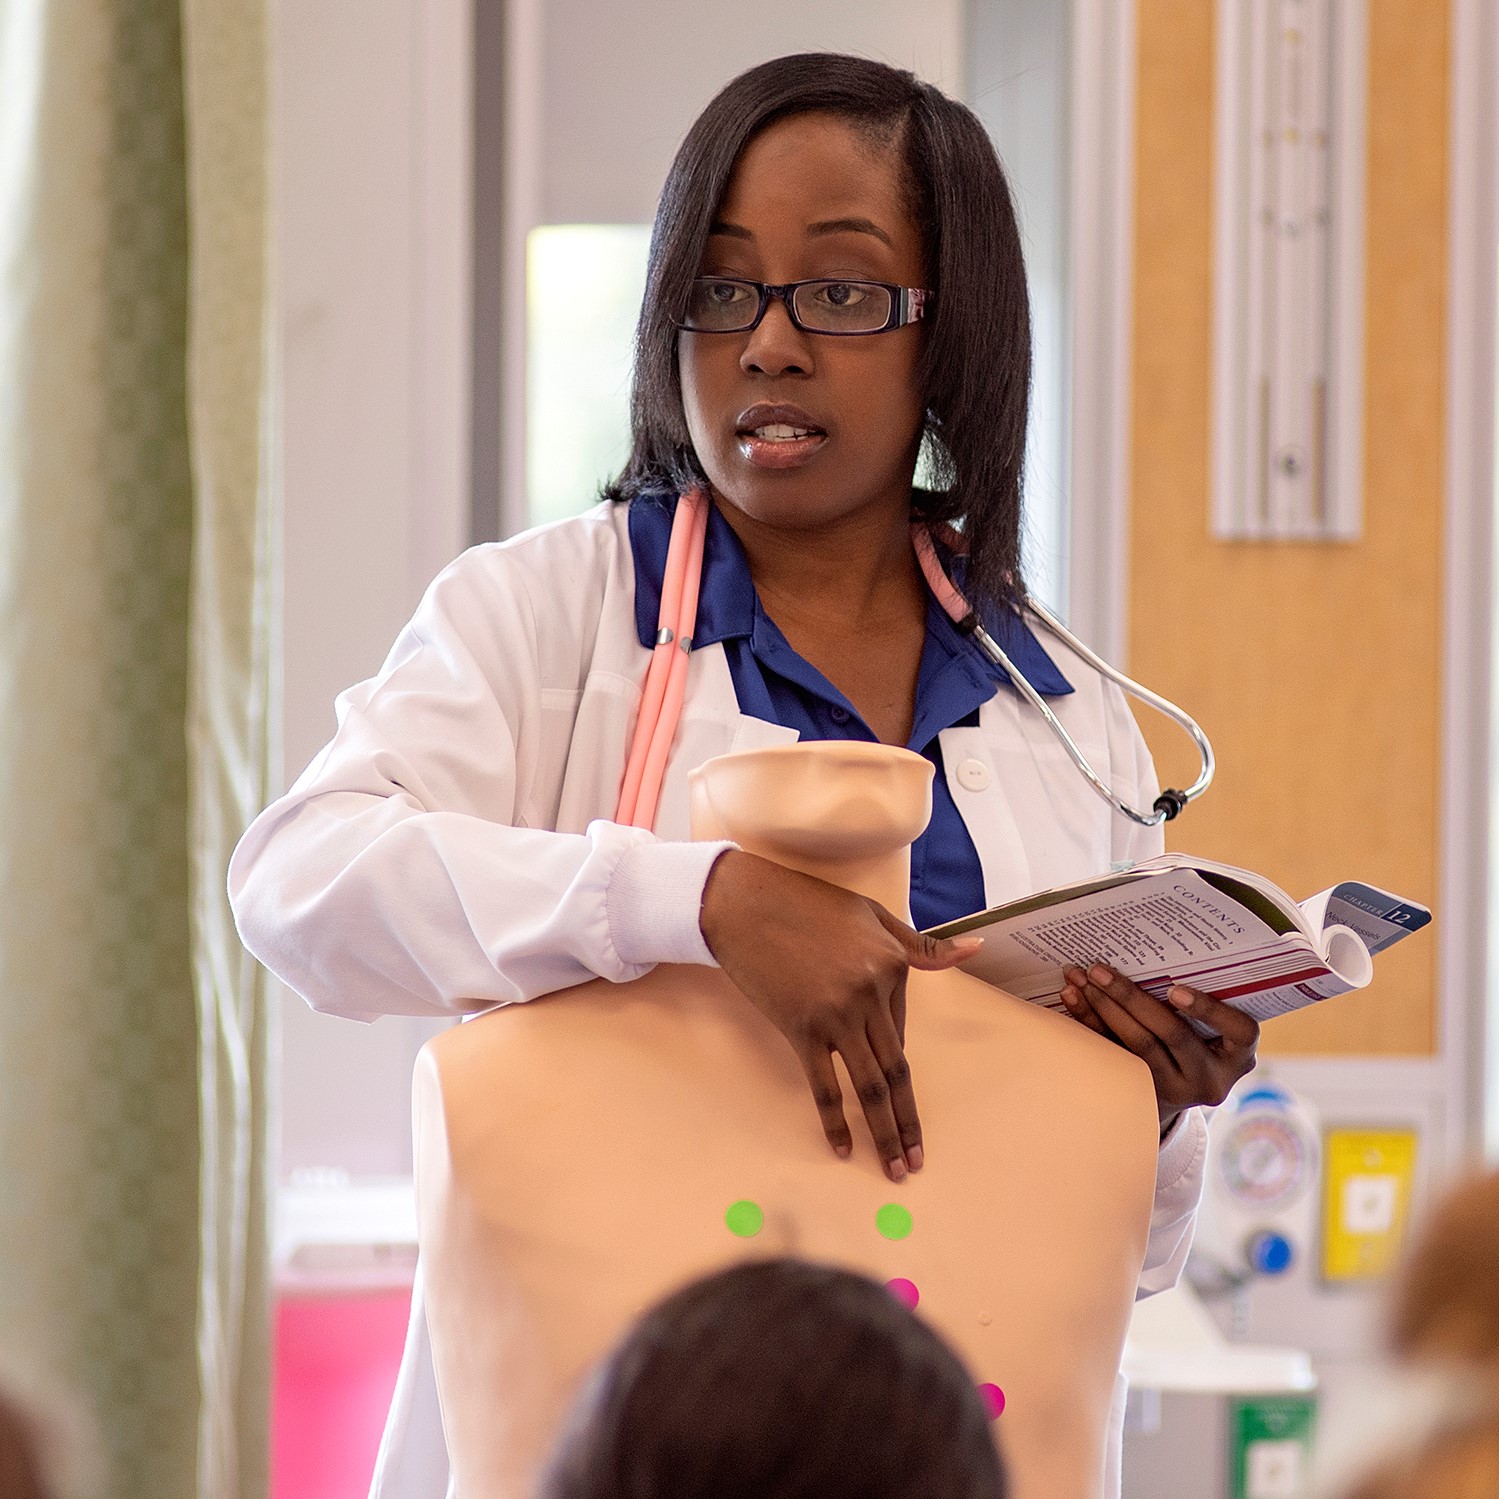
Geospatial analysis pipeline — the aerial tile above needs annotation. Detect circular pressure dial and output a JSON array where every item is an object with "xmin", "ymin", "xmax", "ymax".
[{"xmin": 1218, "ymin": 1112, "xmax": 1312, "ymax": 1208}]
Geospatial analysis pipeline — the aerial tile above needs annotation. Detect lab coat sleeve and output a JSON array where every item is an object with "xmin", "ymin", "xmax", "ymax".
[
  {"xmin": 1100, "ymin": 677, "xmax": 1209, "ymax": 1296},
  {"xmin": 1138, "ymin": 1106, "xmax": 1208, "ymax": 1298},
  {"xmin": 228, "ymin": 545, "xmax": 732, "ymax": 1022}
]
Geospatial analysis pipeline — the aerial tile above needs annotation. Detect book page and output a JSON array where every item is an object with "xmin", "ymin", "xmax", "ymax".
[
  {"xmin": 959, "ymin": 871, "xmax": 1305, "ymax": 1004},
  {"xmin": 941, "ymin": 858, "xmax": 1429, "ymax": 1031}
]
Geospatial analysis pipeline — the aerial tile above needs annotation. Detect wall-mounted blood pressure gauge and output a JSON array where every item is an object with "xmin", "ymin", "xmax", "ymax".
[{"xmin": 1199, "ymin": 1082, "xmax": 1321, "ymax": 1284}]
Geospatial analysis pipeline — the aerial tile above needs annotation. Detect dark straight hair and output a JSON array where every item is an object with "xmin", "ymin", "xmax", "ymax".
[
  {"xmin": 540, "ymin": 1257, "xmax": 1008, "ymax": 1499},
  {"xmin": 604, "ymin": 52, "xmax": 1033, "ymax": 611}
]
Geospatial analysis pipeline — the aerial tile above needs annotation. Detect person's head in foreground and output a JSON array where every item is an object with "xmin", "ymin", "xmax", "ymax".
[
  {"xmin": 0, "ymin": 1385, "xmax": 60, "ymax": 1499},
  {"xmin": 1339, "ymin": 1428, "xmax": 1499, "ymax": 1499},
  {"xmin": 540, "ymin": 1258, "xmax": 1008, "ymax": 1499},
  {"xmin": 1388, "ymin": 1164, "xmax": 1499, "ymax": 1375},
  {"xmin": 1340, "ymin": 1166, "xmax": 1499, "ymax": 1499}
]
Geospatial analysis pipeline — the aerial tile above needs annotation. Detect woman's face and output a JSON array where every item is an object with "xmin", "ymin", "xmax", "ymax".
[{"xmin": 678, "ymin": 112, "xmax": 928, "ymax": 535}]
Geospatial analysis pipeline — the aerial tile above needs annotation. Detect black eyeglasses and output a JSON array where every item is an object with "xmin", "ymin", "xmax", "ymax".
[{"xmin": 679, "ymin": 277, "xmax": 933, "ymax": 336}]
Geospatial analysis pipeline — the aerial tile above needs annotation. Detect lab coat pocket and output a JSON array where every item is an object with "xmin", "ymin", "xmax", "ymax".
[
  {"xmin": 547, "ymin": 678, "xmax": 633, "ymax": 834},
  {"xmin": 968, "ymin": 695, "xmax": 1116, "ymax": 899}
]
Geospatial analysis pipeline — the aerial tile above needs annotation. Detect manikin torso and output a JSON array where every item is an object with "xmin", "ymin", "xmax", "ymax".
[{"xmin": 414, "ymin": 742, "xmax": 1161, "ymax": 1499}]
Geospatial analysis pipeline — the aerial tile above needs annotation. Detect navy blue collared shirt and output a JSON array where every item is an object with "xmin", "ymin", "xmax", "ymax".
[{"xmin": 628, "ymin": 495, "xmax": 1073, "ymax": 929}]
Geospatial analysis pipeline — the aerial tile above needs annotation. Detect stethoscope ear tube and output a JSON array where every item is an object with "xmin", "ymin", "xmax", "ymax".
[
  {"xmin": 911, "ymin": 525, "xmax": 1214, "ymax": 828},
  {"xmin": 1007, "ymin": 594, "xmax": 1215, "ymax": 827}
]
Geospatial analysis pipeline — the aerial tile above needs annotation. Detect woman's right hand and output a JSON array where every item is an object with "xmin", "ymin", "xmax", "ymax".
[{"xmin": 698, "ymin": 850, "xmax": 983, "ymax": 1182}]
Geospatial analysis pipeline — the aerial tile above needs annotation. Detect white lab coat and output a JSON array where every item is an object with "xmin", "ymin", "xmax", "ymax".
[{"xmin": 230, "ymin": 500, "xmax": 1207, "ymax": 1499}]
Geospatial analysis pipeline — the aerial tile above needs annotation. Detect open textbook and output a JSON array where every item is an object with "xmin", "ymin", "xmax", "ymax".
[{"xmin": 925, "ymin": 854, "xmax": 1431, "ymax": 1030}]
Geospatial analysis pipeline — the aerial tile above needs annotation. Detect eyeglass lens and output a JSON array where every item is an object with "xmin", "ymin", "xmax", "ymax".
[{"xmin": 684, "ymin": 278, "xmax": 894, "ymax": 333}]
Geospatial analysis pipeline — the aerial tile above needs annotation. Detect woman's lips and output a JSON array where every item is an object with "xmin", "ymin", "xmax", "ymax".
[
  {"xmin": 733, "ymin": 408, "xmax": 829, "ymax": 470},
  {"xmin": 736, "ymin": 429, "xmax": 828, "ymax": 469}
]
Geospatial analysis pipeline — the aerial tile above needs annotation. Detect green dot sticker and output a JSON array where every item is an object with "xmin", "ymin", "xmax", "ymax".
[
  {"xmin": 724, "ymin": 1200, "xmax": 764, "ymax": 1237},
  {"xmin": 876, "ymin": 1203, "xmax": 914, "ymax": 1241}
]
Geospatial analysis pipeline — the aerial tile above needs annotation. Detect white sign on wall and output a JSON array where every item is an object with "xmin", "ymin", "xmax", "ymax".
[{"xmin": 1211, "ymin": 0, "xmax": 1367, "ymax": 540}]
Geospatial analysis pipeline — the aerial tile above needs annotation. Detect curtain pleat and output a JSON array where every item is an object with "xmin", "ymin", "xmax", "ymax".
[
  {"xmin": 0, "ymin": 1, "xmax": 201, "ymax": 1494},
  {"xmin": 179, "ymin": 1, "xmax": 276, "ymax": 1496}
]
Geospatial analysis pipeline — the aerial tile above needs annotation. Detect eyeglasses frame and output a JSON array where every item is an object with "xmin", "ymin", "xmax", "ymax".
[{"xmin": 677, "ymin": 277, "xmax": 933, "ymax": 337}]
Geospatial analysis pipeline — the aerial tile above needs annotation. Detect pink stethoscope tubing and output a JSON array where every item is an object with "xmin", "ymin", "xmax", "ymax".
[
  {"xmin": 614, "ymin": 487, "xmax": 709, "ymax": 830},
  {"xmin": 613, "ymin": 497, "xmax": 1212, "ymax": 830}
]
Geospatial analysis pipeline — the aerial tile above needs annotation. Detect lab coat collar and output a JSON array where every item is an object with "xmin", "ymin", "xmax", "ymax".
[{"xmin": 626, "ymin": 493, "xmax": 1072, "ymax": 698}]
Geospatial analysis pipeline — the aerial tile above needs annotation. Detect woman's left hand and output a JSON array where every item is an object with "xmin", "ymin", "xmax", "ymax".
[{"xmin": 1060, "ymin": 964, "xmax": 1260, "ymax": 1135}]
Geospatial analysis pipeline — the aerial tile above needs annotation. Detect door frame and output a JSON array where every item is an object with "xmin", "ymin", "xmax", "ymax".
[{"xmin": 1442, "ymin": 0, "xmax": 1498, "ymax": 1154}]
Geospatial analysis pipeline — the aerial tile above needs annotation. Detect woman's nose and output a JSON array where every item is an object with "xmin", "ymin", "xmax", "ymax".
[{"xmin": 739, "ymin": 297, "xmax": 813, "ymax": 378}]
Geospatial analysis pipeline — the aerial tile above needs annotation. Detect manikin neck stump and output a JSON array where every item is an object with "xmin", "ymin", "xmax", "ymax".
[{"xmin": 687, "ymin": 741, "xmax": 933, "ymax": 919}]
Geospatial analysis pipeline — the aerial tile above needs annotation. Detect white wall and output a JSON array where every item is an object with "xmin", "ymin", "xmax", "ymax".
[
  {"xmin": 537, "ymin": 2, "xmax": 966, "ymax": 224},
  {"xmin": 963, "ymin": 0, "xmax": 1071, "ymax": 610},
  {"xmin": 271, "ymin": 0, "xmax": 473, "ymax": 1179}
]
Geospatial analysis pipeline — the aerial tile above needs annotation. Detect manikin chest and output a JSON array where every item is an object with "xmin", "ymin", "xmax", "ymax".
[{"xmin": 415, "ymin": 742, "xmax": 1159, "ymax": 1499}]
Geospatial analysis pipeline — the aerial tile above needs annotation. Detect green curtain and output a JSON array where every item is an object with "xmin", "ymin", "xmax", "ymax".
[
  {"xmin": 180, "ymin": 0, "xmax": 276, "ymax": 1494},
  {"xmin": 180, "ymin": 2, "xmax": 275, "ymax": 1497},
  {"xmin": 0, "ymin": 1, "xmax": 274, "ymax": 1495}
]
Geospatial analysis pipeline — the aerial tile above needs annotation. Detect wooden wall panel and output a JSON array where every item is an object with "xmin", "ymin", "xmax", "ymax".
[{"xmin": 1127, "ymin": 1, "xmax": 1450, "ymax": 1054}]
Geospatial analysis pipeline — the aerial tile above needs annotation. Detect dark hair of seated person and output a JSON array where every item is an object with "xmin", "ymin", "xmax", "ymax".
[
  {"xmin": 0, "ymin": 1387, "xmax": 58, "ymax": 1499},
  {"xmin": 540, "ymin": 1257, "xmax": 1008, "ymax": 1499}
]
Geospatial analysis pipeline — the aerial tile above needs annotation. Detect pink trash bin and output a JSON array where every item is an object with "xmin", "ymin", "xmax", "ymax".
[{"xmin": 273, "ymin": 1291, "xmax": 411, "ymax": 1499}]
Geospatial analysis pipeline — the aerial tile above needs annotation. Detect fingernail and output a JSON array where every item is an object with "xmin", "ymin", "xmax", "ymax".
[
  {"xmin": 1088, "ymin": 964, "xmax": 1113, "ymax": 986},
  {"xmin": 834, "ymin": 1142, "xmax": 852, "ymax": 1159},
  {"xmin": 1065, "ymin": 966, "xmax": 1085, "ymax": 985},
  {"xmin": 888, "ymin": 1158, "xmax": 907, "ymax": 1182},
  {"xmin": 1060, "ymin": 987, "xmax": 1078, "ymax": 1008},
  {"xmin": 1167, "ymin": 987, "xmax": 1192, "ymax": 1008},
  {"xmin": 906, "ymin": 1144, "xmax": 924, "ymax": 1172}
]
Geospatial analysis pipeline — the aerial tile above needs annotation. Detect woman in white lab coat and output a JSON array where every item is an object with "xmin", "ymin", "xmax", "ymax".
[{"xmin": 231, "ymin": 53, "xmax": 1259, "ymax": 1499}]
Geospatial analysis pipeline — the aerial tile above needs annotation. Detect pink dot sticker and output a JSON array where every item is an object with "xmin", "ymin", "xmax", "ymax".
[
  {"xmin": 885, "ymin": 1277, "xmax": 920, "ymax": 1309},
  {"xmin": 978, "ymin": 1383, "xmax": 1006, "ymax": 1419}
]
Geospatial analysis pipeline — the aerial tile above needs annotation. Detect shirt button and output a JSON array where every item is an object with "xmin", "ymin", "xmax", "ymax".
[
  {"xmin": 829, "ymin": 704, "xmax": 851, "ymax": 724},
  {"xmin": 956, "ymin": 757, "xmax": 992, "ymax": 792}
]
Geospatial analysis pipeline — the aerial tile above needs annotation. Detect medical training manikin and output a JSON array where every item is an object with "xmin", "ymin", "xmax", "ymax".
[{"xmin": 413, "ymin": 741, "xmax": 1160, "ymax": 1499}]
